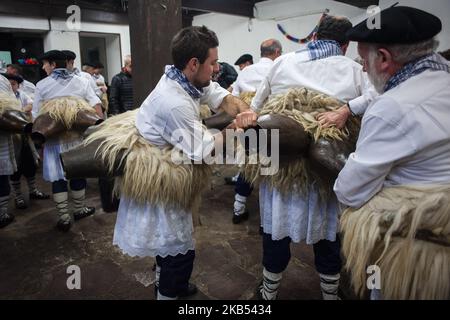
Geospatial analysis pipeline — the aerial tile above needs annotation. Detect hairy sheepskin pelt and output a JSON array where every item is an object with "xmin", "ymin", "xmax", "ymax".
[
  {"xmin": 84, "ymin": 109, "xmax": 212, "ymax": 214},
  {"xmin": 243, "ymin": 87, "xmax": 360, "ymax": 200},
  {"xmin": 0, "ymin": 92, "xmax": 21, "ymax": 114},
  {"xmin": 39, "ymin": 96, "xmax": 96, "ymax": 129},
  {"xmin": 199, "ymin": 104, "xmax": 212, "ymax": 119},
  {"xmin": 239, "ymin": 91, "xmax": 256, "ymax": 106},
  {"xmin": 340, "ymin": 184, "xmax": 450, "ymax": 300}
]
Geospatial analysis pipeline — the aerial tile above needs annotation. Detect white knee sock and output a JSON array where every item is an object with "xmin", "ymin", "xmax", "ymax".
[
  {"xmin": 319, "ymin": 273, "xmax": 340, "ymax": 300},
  {"xmin": 260, "ymin": 267, "xmax": 282, "ymax": 300},
  {"xmin": 0, "ymin": 195, "xmax": 9, "ymax": 217},
  {"xmin": 233, "ymin": 194, "xmax": 247, "ymax": 215},
  {"xmin": 155, "ymin": 264, "xmax": 161, "ymax": 289},
  {"xmin": 53, "ymin": 192, "xmax": 70, "ymax": 222},
  {"xmin": 26, "ymin": 176, "xmax": 38, "ymax": 194},
  {"xmin": 11, "ymin": 179, "xmax": 23, "ymax": 200},
  {"xmin": 157, "ymin": 290, "xmax": 177, "ymax": 300},
  {"xmin": 71, "ymin": 189, "xmax": 85, "ymax": 212}
]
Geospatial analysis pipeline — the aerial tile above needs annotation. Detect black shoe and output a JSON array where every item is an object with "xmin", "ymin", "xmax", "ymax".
[
  {"xmin": 154, "ymin": 283, "xmax": 198, "ymax": 298},
  {"xmin": 15, "ymin": 198, "xmax": 28, "ymax": 209},
  {"xmin": 29, "ymin": 190, "xmax": 50, "ymax": 200},
  {"xmin": 255, "ymin": 282, "xmax": 264, "ymax": 300},
  {"xmin": 253, "ymin": 281, "xmax": 277, "ymax": 300},
  {"xmin": 56, "ymin": 218, "xmax": 72, "ymax": 232},
  {"xmin": 0, "ymin": 213, "xmax": 15, "ymax": 228},
  {"xmin": 73, "ymin": 207, "xmax": 95, "ymax": 221},
  {"xmin": 179, "ymin": 283, "xmax": 198, "ymax": 297},
  {"xmin": 224, "ymin": 176, "xmax": 238, "ymax": 185},
  {"xmin": 232, "ymin": 210, "xmax": 249, "ymax": 224}
]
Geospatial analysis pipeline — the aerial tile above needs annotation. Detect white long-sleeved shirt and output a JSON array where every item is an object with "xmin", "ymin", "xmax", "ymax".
[
  {"xmin": 251, "ymin": 50, "xmax": 376, "ymax": 114},
  {"xmin": 15, "ymin": 90, "xmax": 33, "ymax": 108},
  {"xmin": 232, "ymin": 57, "xmax": 274, "ymax": 97},
  {"xmin": 136, "ymin": 75, "xmax": 230, "ymax": 162},
  {"xmin": 32, "ymin": 74, "xmax": 101, "ymax": 119},
  {"xmin": 80, "ymin": 71, "xmax": 102, "ymax": 98},
  {"xmin": 20, "ymin": 79, "xmax": 36, "ymax": 99},
  {"xmin": 334, "ymin": 70, "xmax": 450, "ymax": 208},
  {"xmin": 0, "ymin": 74, "xmax": 13, "ymax": 94},
  {"xmin": 93, "ymin": 73, "xmax": 105, "ymax": 85}
]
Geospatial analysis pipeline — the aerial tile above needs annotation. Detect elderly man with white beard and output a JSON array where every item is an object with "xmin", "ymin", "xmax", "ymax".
[{"xmin": 332, "ymin": 6, "xmax": 450, "ymax": 300}]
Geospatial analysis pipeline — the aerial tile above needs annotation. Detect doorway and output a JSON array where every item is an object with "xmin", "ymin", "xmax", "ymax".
[
  {"xmin": 0, "ymin": 31, "xmax": 46, "ymax": 84},
  {"xmin": 79, "ymin": 32, "xmax": 122, "ymax": 85}
]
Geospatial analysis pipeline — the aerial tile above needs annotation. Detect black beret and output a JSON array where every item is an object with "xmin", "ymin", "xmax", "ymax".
[
  {"xmin": 2, "ymin": 73, "xmax": 24, "ymax": 84},
  {"xmin": 94, "ymin": 62, "xmax": 104, "ymax": 69},
  {"xmin": 61, "ymin": 50, "xmax": 76, "ymax": 60},
  {"xmin": 347, "ymin": 6, "xmax": 442, "ymax": 44},
  {"xmin": 39, "ymin": 50, "xmax": 67, "ymax": 61},
  {"xmin": 83, "ymin": 61, "xmax": 96, "ymax": 67},
  {"xmin": 234, "ymin": 54, "xmax": 253, "ymax": 65}
]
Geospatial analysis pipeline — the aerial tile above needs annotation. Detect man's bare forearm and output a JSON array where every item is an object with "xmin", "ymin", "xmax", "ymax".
[{"xmin": 219, "ymin": 94, "xmax": 250, "ymax": 117}]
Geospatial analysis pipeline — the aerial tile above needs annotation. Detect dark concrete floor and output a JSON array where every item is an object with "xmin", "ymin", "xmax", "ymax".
[{"xmin": 0, "ymin": 166, "xmax": 330, "ymax": 300}]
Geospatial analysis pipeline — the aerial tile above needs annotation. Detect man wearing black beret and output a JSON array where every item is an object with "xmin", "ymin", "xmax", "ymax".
[
  {"xmin": 333, "ymin": 6, "xmax": 450, "ymax": 300},
  {"xmin": 0, "ymin": 74, "xmax": 17, "ymax": 228},
  {"xmin": 33, "ymin": 50, "xmax": 102, "ymax": 231},
  {"xmin": 2, "ymin": 73, "xmax": 50, "ymax": 210},
  {"xmin": 61, "ymin": 50, "xmax": 102, "ymax": 99},
  {"xmin": 6, "ymin": 64, "xmax": 36, "ymax": 99},
  {"xmin": 239, "ymin": 14, "xmax": 377, "ymax": 301},
  {"xmin": 234, "ymin": 53, "xmax": 253, "ymax": 71}
]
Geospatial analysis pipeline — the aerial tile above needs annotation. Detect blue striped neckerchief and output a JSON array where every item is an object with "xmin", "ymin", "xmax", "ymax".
[
  {"xmin": 70, "ymin": 68, "xmax": 81, "ymax": 76},
  {"xmin": 164, "ymin": 65, "xmax": 202, "ymax": 99},
  {"xmin": 384, "ymin": 52, "xmax": 450, "ymax": 92},
  {"xmin": 305, "ymin": 40, "xmax": 343, "ymax": 61},
  {"xmin": 50, "ymin": 68, "xmax": 74, "ymax": 81}
]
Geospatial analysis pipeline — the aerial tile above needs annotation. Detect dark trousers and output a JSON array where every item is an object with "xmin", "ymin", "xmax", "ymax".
[
  {"xmin": 156, "ymin": 250, "xmax": 195, "ymax": 298},
  {"xmin": 52, "ymin": 179, "xmax": 86, "ymax": 194},
  {"xmin": 235, "ymin": 173, "xmax": 253, "ymax": 197},
  {"xmin": 10, "ymin": 141, "xmax": 36, "ymax": 181},
  {"xmin": 98, "ymin": 177, "xmax": 119, "ymax": 212},
  {"xmin": 262, "ymin": 233, "xmax": 342, "ymax": 275},
  {"xmin": 0, "ymin": 175, "xmax": 10, "ymax": 197}
]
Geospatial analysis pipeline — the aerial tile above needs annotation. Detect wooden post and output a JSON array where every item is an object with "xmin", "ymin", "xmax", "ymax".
[{"xmin": 128, "ymin": 0, "xmax": 182, "ymax": 107}]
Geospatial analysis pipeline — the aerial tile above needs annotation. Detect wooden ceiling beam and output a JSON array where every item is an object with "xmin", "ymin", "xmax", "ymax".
[
  {"xmin": 181, "ymin": 0, "xmax": 255, "ymax": 18},
  {"xmin": 333, "ymin": 0, "xmax": 379, "ymax": 9}
]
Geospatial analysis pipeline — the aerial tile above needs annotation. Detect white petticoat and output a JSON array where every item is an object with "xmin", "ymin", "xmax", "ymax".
[
  {"xmin": 0, "ymin": 134, "xmax": 16, "ymax": 175},
  {"xmin": 43, "ymin": 137, "xmax": 82, "ymax": 182},
  {"xmin": 113, "ymin": 196, "xmax": 195, "ymax": 258},
  {"xmin": 259, "ymin": 181, "xmax": 341, "ymax": 244}
]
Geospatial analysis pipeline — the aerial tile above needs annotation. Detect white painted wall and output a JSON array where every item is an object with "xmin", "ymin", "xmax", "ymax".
[
  {"xmin": 49, "ymin": 19, "xmax": 130, "ymax": 76},
  {"xmin": 43, "ymin": 30, "xmax": 81, "ymax": 67},
  {"xmin": 105, "ymin": 34, "xmax": 122, "ymax": 83},
  {"xmin": 73, "ymin": 20, "xmax": 130, "ymax": 68},
  {"xmin": 0, "ymin": 15, "xmax": 130, "ymax": 82},
  {"xmin": 378, "ymin": 0, "xmax": 450, "ymax": 52},
  {"xmin": 0, "ymin": 14, "xmax": 49, "ymax": 31},
  {"xmin": 193, "ymin": 0, "xmax": 450, "ymax": 69}
]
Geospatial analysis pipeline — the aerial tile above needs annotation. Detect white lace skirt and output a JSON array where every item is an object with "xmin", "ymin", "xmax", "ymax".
[
  {"xmin": 259, "ymin": 181, "xmax": 341, "ymax": 244},
  {"xmin": 43, "ymin": 138, "xmax": 82, "ymax": 182},
  {"xmin": 113, "ymin": 196, "xmax": 195, "ymax": 258},
  {"xmin": 0, "ymin": 134, "xmax": 16, "ymax": 175}
]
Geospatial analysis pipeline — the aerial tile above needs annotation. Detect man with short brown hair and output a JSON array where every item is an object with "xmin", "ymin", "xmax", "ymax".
[{"xmin": 113, "ymin": 26, "xmax": 256, "ymax": 300}]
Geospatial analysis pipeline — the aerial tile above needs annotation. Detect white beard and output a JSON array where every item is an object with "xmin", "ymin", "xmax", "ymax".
[
  {"xmin": 367, "ymin": 70, "xmax": 389, "ymax": 94},
  {"xmin": 366, "ymin": 52, "xmax": 390, "ymax": 94}
]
